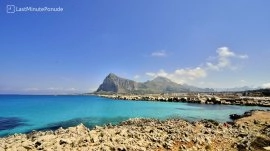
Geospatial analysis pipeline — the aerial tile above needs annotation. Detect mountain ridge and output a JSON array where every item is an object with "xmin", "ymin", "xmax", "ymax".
[{"xmin": 95, "ymin": 73, "xmax": 214, "ymax": 94}]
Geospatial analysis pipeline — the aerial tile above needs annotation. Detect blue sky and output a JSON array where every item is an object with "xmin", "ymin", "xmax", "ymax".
[{"xmin": 1, "ymin": 0, "xmax": 270, "ymax": 94}]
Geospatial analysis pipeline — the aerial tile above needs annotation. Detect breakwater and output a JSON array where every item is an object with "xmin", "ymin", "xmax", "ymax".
[{"xmin": 99, "ymin": 94, "xmax": 270, "ymax": 107}]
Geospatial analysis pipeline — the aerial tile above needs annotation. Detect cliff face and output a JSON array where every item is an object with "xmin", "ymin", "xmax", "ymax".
[
  {"xmin": 96, "ymin": 73, "xmax": 214, "ymax": 94},
  {"xmin": 96, "ymin": 73, "xmax": 138, "ymax": 93}
]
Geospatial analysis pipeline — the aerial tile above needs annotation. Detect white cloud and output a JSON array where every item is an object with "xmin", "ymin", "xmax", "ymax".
[
  {"xmin": 146, "ymin": 69, "xmax": 168, "ymax": 78},
  {"xmin": 153, "ymin": 69, "xmax": 168, "ymax": 77},
  {"xmin": 151, "ymin": 50, "xmax": 167, "ymax": 57},
  {"xmin": 206, "ymin": 47, "xmax": 248, "ymax": 71},
  {"xmin": 174, "ymin": 67, "xmax": 207, "ymax": 79},
  {"xmin": 145, "ymin": 46, "xmax": 248, "ymax": 85},
  {"xmin": 217, "ymin": 47, "xmax": 235, "ymax": 57},
  {"xmin": 262, "ymin": 83, "xmax": 270, "ymax": 88},
  {"xmin": 146, "ymin": 67, "xmax": 206, "ymax": 84}
]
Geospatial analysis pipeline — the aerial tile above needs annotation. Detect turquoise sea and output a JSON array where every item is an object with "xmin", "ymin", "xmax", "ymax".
[{"xmin": 0, "ymin": 95, "xmax": 268, "ymax": 137}]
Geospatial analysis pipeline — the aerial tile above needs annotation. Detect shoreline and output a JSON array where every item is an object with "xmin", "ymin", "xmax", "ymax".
[
  {"xmin": 97, "ymin": 93, "xmax": 270, "ymax": 107},
  {"xmin": 0, "ymin": 110, "xmax": 270, "ymax": 151}
]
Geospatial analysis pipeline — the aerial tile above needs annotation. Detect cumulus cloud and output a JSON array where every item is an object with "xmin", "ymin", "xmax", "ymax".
[
  {"xmin": 262, "ymin": 83, "xmax": 270, "ymax": 88},
  {"xmin": 145, "ymin": 47, "xmax": 248, "ymax": 84},
  {"xmin": 151, "ymin": 50, "xmax": 167, "ymax": 57},
  {"xmin": 146, "ymin": 69, "xmax": 168, "ymax": 77},
  {"xmin": 174, "ymin": 67, "xmax": 207, "ymax": 79},
  {"xmin": 146, "ymin": 67, "xmax": 206, "ymax": 84},
  {"xmin": 206, "ymin": 47, "xmax": 248, "ymax": 71}
]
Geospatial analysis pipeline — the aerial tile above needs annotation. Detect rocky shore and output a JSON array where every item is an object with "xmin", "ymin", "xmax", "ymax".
[
  {"xmin": 0, "ymin": 110, "xmax": 270, "ymax": 151},
  {"xmin": 98, "ymin": 94, "xmax": 270, "ymax": 107}
]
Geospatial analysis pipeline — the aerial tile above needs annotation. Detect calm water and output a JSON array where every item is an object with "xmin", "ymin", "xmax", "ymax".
[{"xmin": 0, "ymin": 95, "xmax": 268, "ymax": 137}]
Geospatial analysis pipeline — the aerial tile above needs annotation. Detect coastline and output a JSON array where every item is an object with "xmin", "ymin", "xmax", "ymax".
[
  {"xmin": 0, "ymin": 110, "xmax": 270, "ymax": 151},
  {"xmin": 97, "ymin": 93, "xmax": 270, "ymax": 107}
]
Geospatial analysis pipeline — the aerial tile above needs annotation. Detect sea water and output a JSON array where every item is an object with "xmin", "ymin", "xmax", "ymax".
[{"xmin": 0, "ymin": 95, "xmax": 268, "ymax": 137}]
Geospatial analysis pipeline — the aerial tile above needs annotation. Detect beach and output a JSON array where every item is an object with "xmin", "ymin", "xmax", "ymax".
[{"xmin": 0, "ymin": 110, "xmax": 269, "ymax": 151}]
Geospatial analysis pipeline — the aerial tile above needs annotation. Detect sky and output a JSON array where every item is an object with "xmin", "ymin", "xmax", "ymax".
[{"xmin": 0, "ymin": 0, "xmax": 270, "ymax": 94}]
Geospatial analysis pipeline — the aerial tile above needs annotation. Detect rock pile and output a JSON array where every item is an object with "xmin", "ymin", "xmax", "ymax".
[{"xmin": 99, "ymin": 94, "xmax": 270, "ymax": 107}]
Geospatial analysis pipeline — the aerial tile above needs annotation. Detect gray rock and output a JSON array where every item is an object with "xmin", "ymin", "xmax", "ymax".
[{"xmin": 95, "ymin": 73, "xmax": 214, "ymax": 94}]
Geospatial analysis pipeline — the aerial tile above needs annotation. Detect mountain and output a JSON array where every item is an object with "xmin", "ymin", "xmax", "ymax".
[
  {"xmin": 140, "ymin": 77, "xmax": 189, "ymax": 93},
  {"xmin": 95, "ymin": 73, "xmax": 214, "ymax": 94},
  {"xmin": 96, "ymin": 73, "xmax": 138, "ymax": 93}
]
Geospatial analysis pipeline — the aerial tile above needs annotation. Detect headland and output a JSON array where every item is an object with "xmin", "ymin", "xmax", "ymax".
[{"xmin": 95, "ymin": 73, "xmax": 270, "ymax": 107}]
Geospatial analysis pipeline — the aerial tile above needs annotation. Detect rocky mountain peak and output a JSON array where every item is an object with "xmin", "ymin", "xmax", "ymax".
[
  {"xmin": 107, "ymin": 73, "xmax": 117, "ymax": 78},
  {"xmin": 96, "ymin": 73, "xmax": 214, "ymax": 94},
  {"xmin": 96, "ymin": 73, "xmax": 137, "ymax": 93}
]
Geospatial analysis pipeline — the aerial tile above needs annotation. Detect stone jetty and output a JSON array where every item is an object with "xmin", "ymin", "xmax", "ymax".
[
  {"xmin": 98, "ymin": 93, "xmax": 270, "ymax": 107},
  {"xmin": 0, "ymin": 110, "xmax": 270, "ymax": 151}
]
